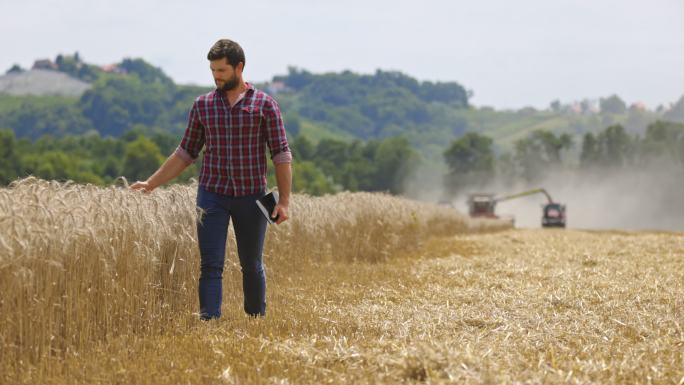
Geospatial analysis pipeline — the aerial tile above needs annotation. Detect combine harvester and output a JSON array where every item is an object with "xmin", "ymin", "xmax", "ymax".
[{"xmin": 467, "ymin": 188, "xmax": 566, "ymax": 228}]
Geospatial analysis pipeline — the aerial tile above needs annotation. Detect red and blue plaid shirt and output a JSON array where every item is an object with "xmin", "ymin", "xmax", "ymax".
[{"xmin": 175, "ymin": 83, "xmax": 292, "ymax": 196}]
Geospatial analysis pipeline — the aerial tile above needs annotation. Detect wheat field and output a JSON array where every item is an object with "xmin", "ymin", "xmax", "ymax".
[{"xmin": 1, "ymin": 178, "xmax": 682, "ymax": 384}]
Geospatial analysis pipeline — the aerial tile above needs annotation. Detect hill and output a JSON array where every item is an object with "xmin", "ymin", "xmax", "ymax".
[
  {"xmin": 1, "ymin": 55, "xmax": 683, "ymax": 196},
  {"xmin": 1, "ymin": 55, "xmax": 678, "ymax": 154},
  {"xmin": 270, "ymin": 68, "xmax": 672, "ymax": 163}
]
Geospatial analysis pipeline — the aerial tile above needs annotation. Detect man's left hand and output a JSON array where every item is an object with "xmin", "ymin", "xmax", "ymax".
[{"xmin": 271, "ymin": 203, "xmax": 289, "ymax": 225}]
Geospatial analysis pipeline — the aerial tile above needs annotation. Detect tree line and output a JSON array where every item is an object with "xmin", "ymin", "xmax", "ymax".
[
  {"xmin": 274, "ymin": 67, "xmax": 469, "ymax": 139},
  {"xmin": 443, "ymin": 120, "xmax": 684, "ymax": 196},
  {"xmin": 0, "ymin": 128, "xmax": 418, "ymax": 196},
  {"xmin": 4, "ymin": 55, "xmax": 684, "ymax": 198},
  {"xmin": 5, "ymin": 54, "xmax": 684, "ymax": 164},
  {"xmin": 2, "ymin": 119, "xmax": 683, "ymax": 198}
]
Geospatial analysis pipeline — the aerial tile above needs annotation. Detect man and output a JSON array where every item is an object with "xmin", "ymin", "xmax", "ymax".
[{"xmin": 131, "ymin": 39, "xmax": 292, "ymax": 319}]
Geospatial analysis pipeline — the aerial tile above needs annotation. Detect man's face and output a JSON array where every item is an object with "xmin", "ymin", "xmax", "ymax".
[{"xmin": 210, "ymin": 58, "xmax": 242, "ymax": 92}]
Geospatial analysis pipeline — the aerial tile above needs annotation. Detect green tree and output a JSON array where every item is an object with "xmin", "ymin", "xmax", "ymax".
[
  {"xmin": 121, "ymin": 136, "xmax": 165, "ymax": 181},
  {"xmin": 532, "ymin": 130, "xmax": 573, "ymax": 164},
  {"xmin": 282, "ymin": 68, "xmax": 468, "ymax": 140},
  {"xmin": 291, "ymin": 135, "xmax": 315, "ymax": 161},
  {"xmin": 664, "ymin": 96, "xmax": 684, "ymax": 123},
  {"xmin": 314, "ymin": 138, "xmax": 353, "ymax": 183},
  {"xmin": 305, "ymin": 136, "xmax": 419, "ymax": 194},
  {"xmin": 81, "ymin": 75, "xmax": 172, "ymax": 136},
  {"xmin": 514, "ymin": 130, "xmax": 572, "ymax": 182},
  {"xmin": 596, "ymin": 124, "xmax": 633, "ymax": 168},
  {"xmin": 599, "ymin": 95, "xmax": 627, "ymax": 114},
  {"xmin": 640, "ymin": 120, "xmax": 684, "ymax": 165},
  {"xmin": 373, "ymin": 137, "xmax": 419, "ymax": 194},
  {"xmin": 1, "ymin": 99, "xmax": 95, "ymax": 139},
  {"xmin": 578, "ymin": 124, "xmax": 634, "ymax": 170},
  {"xmin": 283, "ymin": 111, "xmax": 301, "ymax": 137},
  {"xmin": 21, "ymin": 151, "xmax": 75, "ymax": 181},
  {"xmin": 444, "ymin": 132, "xmax": 494, "ymax": 193},
  {"xmin": 56, "ymin": 54, "xmax": 79, "ymax": 76},
  {"xmin": 291, "ymin": 160, "xmax": 336, "ymax": 195},
  {"xmin": 0, "ymin": 129, "xmax": 21, "ymax": 184},
  {"xmin": 444, "ymin": 132, "xmax": 494, "ymax": 175},
  {"xmin": 119, "ymin": 58, "xmax": 174, "ymax": 86},
  {"xmin": 5, "ymin": 64, "xmax": 24, "ymax": 74},
  {"xmin": 580, "ymin": 132, "xmax": 599, "ymax": 168},
  {"xmin": 276, "ymin": 67, "xmax": 314, "ymax": 90}
]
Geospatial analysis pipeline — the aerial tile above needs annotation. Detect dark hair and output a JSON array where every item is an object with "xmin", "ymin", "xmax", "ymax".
[{"xmin": 207, "ymin": 39, "xmax": 245, "ymax": 68}]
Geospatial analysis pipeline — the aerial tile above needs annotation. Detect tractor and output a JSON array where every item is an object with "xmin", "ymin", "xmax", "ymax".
[{"xmin": 467, "ymin": 188, "xmax": 566, "ymax": 228}]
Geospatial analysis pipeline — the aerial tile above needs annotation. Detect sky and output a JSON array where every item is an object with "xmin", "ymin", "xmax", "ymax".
[{"xmin": 1, "ymin": 0, "xmax": 682, "ymax": 109}]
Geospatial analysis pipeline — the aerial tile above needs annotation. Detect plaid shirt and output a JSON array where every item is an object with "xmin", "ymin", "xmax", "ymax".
[{"xmin": 175, "ymin": 83, "xmax": 292, "ymax": 196}]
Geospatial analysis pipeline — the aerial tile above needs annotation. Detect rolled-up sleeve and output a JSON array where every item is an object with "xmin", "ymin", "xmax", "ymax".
[
  {"xmin": 176, "ymin": 100, "xmax": 205, "ymax": 165},
  {"xmin": 262, "ymin": 97, "xmax": 292, "ymax": 164}
]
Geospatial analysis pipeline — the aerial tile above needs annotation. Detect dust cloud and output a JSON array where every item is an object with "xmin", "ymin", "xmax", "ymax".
[{"xmin": 406, "ymin": 164, "xmax": 684, "ymax": 232}]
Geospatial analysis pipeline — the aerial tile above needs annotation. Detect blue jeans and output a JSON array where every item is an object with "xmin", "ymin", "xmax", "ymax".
[{"xmin": 196, "ymin": 187, "xmax": 268, "ymax": 319}]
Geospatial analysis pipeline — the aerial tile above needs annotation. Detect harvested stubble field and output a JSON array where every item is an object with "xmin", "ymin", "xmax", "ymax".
[{"xmin": 1, "ymin": 178, "xmax": 682, "ymax": 384}]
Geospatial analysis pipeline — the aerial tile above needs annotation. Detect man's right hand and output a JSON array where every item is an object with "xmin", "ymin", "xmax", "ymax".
[
  {"xmin": 128, "ymin": 152, "xmax": 190, "ymax": 194},
  {"xmin": 130, "ymin": 181, "xmax": 154, "ymax": 193}
]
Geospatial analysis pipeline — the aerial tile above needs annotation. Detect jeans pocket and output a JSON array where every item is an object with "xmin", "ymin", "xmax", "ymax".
[{"xmin": 196, "ymin": 188, "xmax": 222, "ymax": 223}]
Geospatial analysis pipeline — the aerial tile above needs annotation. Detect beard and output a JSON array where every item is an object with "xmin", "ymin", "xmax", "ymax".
[{"xmin": 218, "ymin": 74, "xmax": 239, "ymax": 92}]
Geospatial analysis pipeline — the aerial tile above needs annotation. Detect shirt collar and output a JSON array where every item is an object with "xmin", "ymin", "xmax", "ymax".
[{"xmin": 216, "ymin": 82, "xmax": 255, "ymax": 107}]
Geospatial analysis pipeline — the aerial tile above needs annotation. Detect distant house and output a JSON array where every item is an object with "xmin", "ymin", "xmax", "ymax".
[
  {"xmin": 568, "ymin": 102, "xmax": 582, "ymax": 114},
  {"xmin": 100, "ymin": 64, "xmax": 126, "ymax": 74},
  {"xmin": 266, "ymin": 80, "xmax": 291, "ymax": 95},
  {"xmin": 32, "ymin": 59, "xmax": 58, "ymax": 71},
  {"xmin": 567, "ymin": 99, "xmax": 599, "ymax": 115},
  {"xmin": 629, "ymin": 101, "xmax": 647, "ymax": 112}
]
